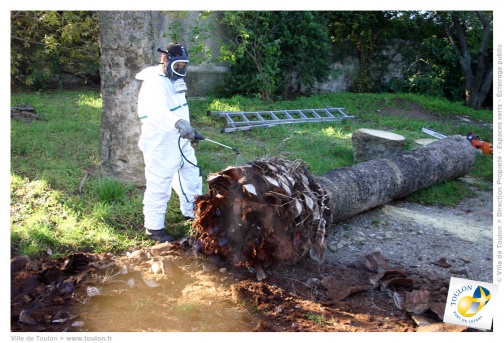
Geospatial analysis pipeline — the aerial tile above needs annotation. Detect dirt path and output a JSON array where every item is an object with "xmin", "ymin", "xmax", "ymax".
[{"xmin": 325, "ymin": 177, "xmax": 493, "ymax": 284}]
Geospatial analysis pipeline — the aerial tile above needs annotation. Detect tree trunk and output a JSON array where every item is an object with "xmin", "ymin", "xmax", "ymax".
[
  {"xmin": 191, "ymin": 135, "xmax": 475, "ymax": 279},
  {"xmin": 98, "ymin": 11, "xmax": 154, "ymax": 185},
  {"xmin": 441, "ymin": 11, "xmax": 491, "ymax": 110},
  {"xmin": 352, "ymin": 128, "xmax": 405, "ymax": 163},
  {"xmin": 317, "ymin": 135, "xmax": 474, "ymax": 224}
]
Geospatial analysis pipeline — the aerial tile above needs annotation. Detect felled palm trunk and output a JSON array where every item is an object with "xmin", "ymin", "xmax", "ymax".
[
  {"xmin": 191, "ymin": 135, "xmax": 475, "ymax": 279},
  {"xmin": 317, "ymin": 135, "xmax": 475, "ymax": 223},
  {"xmin": 192, "ymin": 158, "xmax": 331, "ymax": 280}
]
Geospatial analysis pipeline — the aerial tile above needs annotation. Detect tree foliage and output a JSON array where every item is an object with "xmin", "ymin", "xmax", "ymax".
[
  {"xmin": 217, "ymin": 11, "xmax": 333, "ymax": 100},
  {"xmin": 161, "ymin": 11, "xmax": 220, "ymax": 65},
  {"xmin": 11, "ymin": 11, "xmax": 99, "ymax": 90},
  {"xmin": 326, "ymin": 11, "xmax": 493, "ymax": 109},
  {"xmin": 379, "ymin": 11, "xmax": 463, "ymax": 99}
]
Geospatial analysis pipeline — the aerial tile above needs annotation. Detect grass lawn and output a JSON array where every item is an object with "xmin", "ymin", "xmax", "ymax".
[{"xmin": 10, "ymin": 90, "xmax": 493, "ymax": 258}]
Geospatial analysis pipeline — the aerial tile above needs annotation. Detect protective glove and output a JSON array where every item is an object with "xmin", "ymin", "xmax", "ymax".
[{"xmin": 175, "ymin": 119, "xmax": 196, "ymax": 142}]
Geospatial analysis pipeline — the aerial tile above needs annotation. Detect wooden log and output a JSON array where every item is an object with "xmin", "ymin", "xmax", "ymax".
[
  {"xmin": 413, "ymin": 138, "xmax": 439, "ymax": 148},
  {"xmin": 317, "ymin": 135, "xmax": 475, "ymax": 224},
  {"xmin": 352, "ymin": 128, "xmax": 405, "ymax": 163},
  {"xmin": 191, "ymin": 135, "xmax": 475, "ymax": 278}
]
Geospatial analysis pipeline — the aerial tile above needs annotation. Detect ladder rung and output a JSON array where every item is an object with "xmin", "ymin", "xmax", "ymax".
[{"xmin": 208, "ymin": 107, "xmax": 355, "ymax": 132}]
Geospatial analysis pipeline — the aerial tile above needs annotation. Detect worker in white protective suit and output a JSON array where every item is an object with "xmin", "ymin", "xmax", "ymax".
[{"xmin": 136, "ymin": 43, "xmax": 202, "ymax": 243}]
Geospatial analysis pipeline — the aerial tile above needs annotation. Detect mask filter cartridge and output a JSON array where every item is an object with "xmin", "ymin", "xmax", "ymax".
[{"xmin": 173, "ymin": 79, "xmax": 187, "ymax": 93}]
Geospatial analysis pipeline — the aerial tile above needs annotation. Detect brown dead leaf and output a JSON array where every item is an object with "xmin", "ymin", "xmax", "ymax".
[
  {"xmin": 321, "ymin": 276, "xmax": 368, "ymax": 301},
  {"xmin": 326, "ymin": 285, "xmax": 368, "ymax": 301},
  {"xmin": 404, "ymin": 289, "xmax": 430, "ymax": 314},
  {"xmin": 363, "ymin": 251, "xmax": 392, "ymax": 272},
  {"xmin": 428, "ymin": 302, "xmax": 446, "ymax": 321},
  {"xmin": 369, "ymin": 269, "xmax": 406, "ymax": 286},
  {"xmin": 380, "ymin": 277, "xmax": 414, "ymax": 292},
  {"xmin": 320, "ymin": 275, "xmax": 342, "ymax": 289}
]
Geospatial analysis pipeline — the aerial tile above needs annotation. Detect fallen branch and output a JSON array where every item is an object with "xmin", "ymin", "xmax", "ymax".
[{"xmin": 11, "ymin": 104, "xmax": 46, "ymax": 122}]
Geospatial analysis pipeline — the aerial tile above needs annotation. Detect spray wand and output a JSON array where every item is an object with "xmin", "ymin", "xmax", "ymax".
[
  {"xmin": 195, "ymin": 132, "xmax": 244, "ymax": 165},
  {"xmin": 198, "ymin": 136, "xmax": 239, "ymax": 154},
  {"xmin": 179, "ymin": 132, "xmax": 244, "ymax": 174}
]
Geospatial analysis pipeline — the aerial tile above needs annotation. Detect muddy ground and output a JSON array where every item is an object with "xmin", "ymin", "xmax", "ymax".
[{"xmin": 10, "ymin": 102, "xmax": 494, "ymax": 333}]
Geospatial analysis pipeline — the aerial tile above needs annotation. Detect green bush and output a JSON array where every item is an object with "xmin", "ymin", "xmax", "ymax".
[
  {"xmin": 217, "ymin": 11, "xmax": 333, "ymax": 100},
  {"xmin": 25, "ymin": 69, "xmax": 52, "ymax": 91}
]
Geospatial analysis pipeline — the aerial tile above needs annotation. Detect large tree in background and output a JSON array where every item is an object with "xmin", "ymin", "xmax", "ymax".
[
  {"xmin": 326, "ymin": 10, "xmax": 493, "ymax": 109},
  {"xmin": 437, "ymin": 11, "xmax": 493, "ymax": 110},
  {"xmin": 98, "ymin": 11, "xmax": 153, "ymax": 185},
  {"xmin": 10, "ymin": 11, "xmax": 99, "ymax": 90}
]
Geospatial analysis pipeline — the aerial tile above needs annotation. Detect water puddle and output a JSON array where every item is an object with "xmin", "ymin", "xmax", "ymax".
[{"xmin": 73, "ymin": 257, "xmax": 258, "ymax": 332}]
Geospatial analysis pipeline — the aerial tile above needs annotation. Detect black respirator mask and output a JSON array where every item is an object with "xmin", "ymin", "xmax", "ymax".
[{"xmin": 157, "ymin": 45, "xmax": 189, "ymax": 93}]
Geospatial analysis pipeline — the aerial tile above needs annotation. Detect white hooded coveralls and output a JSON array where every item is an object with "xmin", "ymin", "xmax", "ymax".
[{"xmin": 136, "ymin": 66, "xmax": 202, "ymax": 230}]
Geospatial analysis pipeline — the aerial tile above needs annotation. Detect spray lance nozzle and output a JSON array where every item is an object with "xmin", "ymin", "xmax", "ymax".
[
  {"xmin": 193, "ymin": 131, "xmax": 240, "ymax": 154},
  {"xmin": 179, "ymin": 131, "xmax": 244, "ymax": 176}
]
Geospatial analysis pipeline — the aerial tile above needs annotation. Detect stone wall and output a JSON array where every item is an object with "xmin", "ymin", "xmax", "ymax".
[
  {"xmin": 309, "ymin": 56, "xmax": 360, "ymax": 93},
  {"xmin": 310, "ymin": 39, "xmax": 410, "ymax": 94}
]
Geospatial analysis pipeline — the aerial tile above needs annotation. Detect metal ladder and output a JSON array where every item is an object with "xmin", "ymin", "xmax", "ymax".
[{"xmin": 207, "ymin": 107, "xmax": 355, "ymax": 133}]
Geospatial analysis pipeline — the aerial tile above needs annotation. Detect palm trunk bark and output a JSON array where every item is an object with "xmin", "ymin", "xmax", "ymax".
[{"xmin": 191, "ymin": 135, "xmax": 475, "ymax": 279}]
